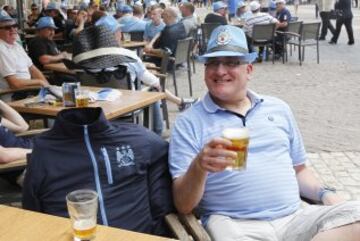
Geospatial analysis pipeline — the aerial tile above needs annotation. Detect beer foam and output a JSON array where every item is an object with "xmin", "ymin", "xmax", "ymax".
[
  {"xmin": 73, "ymin": 219, "xmax": 96, "ymax": 230},
  {"xmin": 222, "ymin": 128, "xmax": 249, "ymax": 139}
]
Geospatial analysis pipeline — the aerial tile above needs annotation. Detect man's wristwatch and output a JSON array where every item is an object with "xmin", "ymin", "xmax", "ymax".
[{"xmin": 318, "ymin": 186, "xmax": 337, "ymax": 201}]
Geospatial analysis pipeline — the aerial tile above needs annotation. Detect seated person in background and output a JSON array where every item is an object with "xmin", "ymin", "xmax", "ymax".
[
  {"xmin": 275, "ymin": 0, "xmax": 291, "ymax": 57},
  {"xmin": 0, "ymin": 11, "xmax": 48, "ymax": 94},
  {"xmin": 169, "ymin": 24, "xmax": 360, "ymax": 241},
  {"xmin": 68, "ymin": 9, "xmax": 91, "ymax": 38},
  {"xmin": 143, "ymin": 5, "xmax": 165, "ymax": 42},
  {"xmin": 22, "ymin": 107, "xmax": 174, "ymax": 236},
  {"xmin": 233, "ymin": 1, "xmax": 253, "ymax": 25},
  {"xmin": 244, "ymin": 1, "xmax": 278, "ymax": 55},
  {"xmin": 244, "ymin": 1, "xmax": 278, "ymax": 37},
  {"xmin": 27, "ymin": 3, "xmax": 40, "ymax": 27},
  {"xmin": 113, "ymin": 3, "xmax": 124, "ymax": 19},
  {"xmin": 28, "ymin": 17, "xmax": 70, "ymax": 69},
  {"xmin": 144, "ymin": 7, "xmax": 187, "ymax": 62},
  {"xmin": 118, "ymin": 5, "xmax": 146, "ymax": 32},
  {"xmin": 179, "ymin": 2, "xmax": 199, "ymax": 36},
  {"xmin": 133, "ymin": 4, "xmax": 145, "ymax": 20},
  {"xmin": 43, "ymin": 2, "xmax": 65, "ymax": 38},
  {"xmin": 204, "ymin": 1, "xmax": 228, "ymax": 25},
  {"xmin": 28, "ymin": 17, "xmax": 75, "ymax": 85}
]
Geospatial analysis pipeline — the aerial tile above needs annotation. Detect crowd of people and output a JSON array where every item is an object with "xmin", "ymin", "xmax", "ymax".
[{"xmin": 1, "ymin": 0, "xmax": 360, "ymax": 240}]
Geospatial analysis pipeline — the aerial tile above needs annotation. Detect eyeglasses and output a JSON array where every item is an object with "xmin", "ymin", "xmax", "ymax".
[
  {"xmin": 0, "ymin": 24, "xmax": 18, "ymax": 30},
  {"xmin": 204, "ymin": 60, "xmax": 247, "ymax": 69}
]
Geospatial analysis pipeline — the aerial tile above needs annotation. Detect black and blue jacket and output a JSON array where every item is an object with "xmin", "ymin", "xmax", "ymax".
[{"xmin": 22, "ymin": 108, "xmax": 174, "ymax": 236}]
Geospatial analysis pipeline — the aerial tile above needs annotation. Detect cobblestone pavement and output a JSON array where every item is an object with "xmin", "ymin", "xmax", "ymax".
[{"xmin": 1, "ymin": 4, "xmax": 360, "ymax": 204}]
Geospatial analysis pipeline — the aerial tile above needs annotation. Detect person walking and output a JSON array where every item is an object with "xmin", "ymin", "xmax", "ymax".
[
  {"xmin": 329, "ymin": 0, "xmax": 354, "ymax": 45},
  {"xmin": 318, "ymin": 0, "xmax": 335, "ymax": 40}
]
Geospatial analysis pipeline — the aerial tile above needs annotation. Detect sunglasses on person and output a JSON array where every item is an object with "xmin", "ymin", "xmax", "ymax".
[
  {"xmin": 32, "ymin": 8, "xmax": 38, "ymax": 11},
  {"xmin": 0, "ymin": 24, "xmax": 19, "ymax": 30}
]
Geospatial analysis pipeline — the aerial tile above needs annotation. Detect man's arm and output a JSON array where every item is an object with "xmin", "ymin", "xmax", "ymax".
[
  {"xmin": 38, "ymin": 52, "xmax": 69, "ymax": 66},
  {"xmin": 173, "ymin": 138, "xmax": 236, "ymax": 214},
  {"xmin": 0, "ymin": 146, "xmax": 31, "ymax": 164},
  {"xmin": 5, "ymin": 65, "xmax": 48, "ymax": 89},
  {"xmin": 295, "ymin": 164, "xmax": 344, "ymax": 205},
  {"xmin": 144, "ymin": 32, "xmax": 161, "ymax": 53},
  {"xmin": 0, "ymin": 100, "xmax": 29, "ymax": 133}
]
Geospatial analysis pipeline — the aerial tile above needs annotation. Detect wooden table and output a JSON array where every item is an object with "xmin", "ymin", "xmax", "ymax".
[
  {"xmin": 9, "ymin": 87, "xmax": 165, "ymax": 130},
  {"xmin": 121, "ymin": 40, "xmax": 147, "ymax": 49},
  {"xmin": 0, "ymin": 205, "xmax": 176, "ymax": 241},
  {"xmin": 0, "ymin": 159, "xmax": 26, "ymax": 173},
  {"xmin": 9, "ymin": 87, "xmax": 165, "ymax": 120}
]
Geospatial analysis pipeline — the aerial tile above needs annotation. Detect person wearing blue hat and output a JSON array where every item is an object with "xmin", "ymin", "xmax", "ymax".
[
  {"xmin": 44, "ymin": 2, "xmax": 65, "ymax": 38},
  {"xmin": 204, "ymin": 1, "xmax": 228, "ymax": 25},
  {"xmin": 0, "ymin": 10, "xmax": 48, "ymax": 92},
  {"xmin": 169, "ymin": 24, "xmax": 360, "ymax": 241},
  {"xmin": 27, "ymin": 17, "xmax": 73, "ymax": 85},
  {"xmin": 118, "ymin": 5, "xmax": 146, "ymax": 32}
]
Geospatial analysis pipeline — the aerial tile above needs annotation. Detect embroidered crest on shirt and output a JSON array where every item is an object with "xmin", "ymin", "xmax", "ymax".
[
  {"xmin": 116, "ymin": 145, "xmax": 135, "ymax": 167},
  {"xmin": 216, "ymin": 29, "xmax": 231, "ymax": 45}
]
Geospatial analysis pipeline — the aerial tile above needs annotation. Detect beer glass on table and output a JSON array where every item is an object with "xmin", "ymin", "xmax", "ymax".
[
  {"xmin": 66, "ymin": 189, "xmax": 98, "ymax": 241},
  {"xmin": 222, "ymin": 128, "xmax": 250, "ymax": 170},
  {"xmin": 75, "ymin": 89, "xmax": 90, "ymax": 107}
]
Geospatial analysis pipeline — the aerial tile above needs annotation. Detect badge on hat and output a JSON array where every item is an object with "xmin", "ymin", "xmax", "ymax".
[{"xmin": 216, "ymin": 29, "xmax": 231, "ymax": 46}]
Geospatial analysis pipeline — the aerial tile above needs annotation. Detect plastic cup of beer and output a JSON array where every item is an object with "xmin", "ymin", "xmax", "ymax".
[
  {"xmin": 222, "ymin": 128, "xmax": 250, "ymax": 170},
  {"xmin": 123, "ymin": 32, "xmax": 131, "ymax": 43},
  {"xmin": 75, "ymin": 89, "xmax": 90, "ymax": 108},
  {"xmin": 66, "ymin": 189, "xmax": 98, "ymax": 241}
]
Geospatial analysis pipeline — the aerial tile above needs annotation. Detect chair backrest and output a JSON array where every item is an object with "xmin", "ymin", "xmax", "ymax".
[
  {"xmin": 251, "ymin": 23, "xmax": 276, "ymax": 42},
  {"xmin": 174, "ymin": 37, "xmax": 193, "ymax": 65},
  {"xmin": 76, "ymin": 66, "xmax": 134, "ymax": 90},
  {"xmin": 130, "ymin": 31, "xmax": 144, "ymax": 41},
  {"xmin": 201, "ymin": 23, "xmax": 221, "ymax": 43},
  {"xmin": 287, "ymin": 21, "xmax": 303, "ymax": 35},
  {"xmin": 300, "ymin": 22, "xmax": 321, "ymax": 41}
]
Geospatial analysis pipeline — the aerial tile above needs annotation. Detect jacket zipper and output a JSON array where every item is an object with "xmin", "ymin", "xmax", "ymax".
[
  {"xmin": 101, "ymin": 146, "xmax": 113, "ymax": 185},
  {"xmin": 83, "ymin": 125, "xmax": 109, "ymax": 226}
]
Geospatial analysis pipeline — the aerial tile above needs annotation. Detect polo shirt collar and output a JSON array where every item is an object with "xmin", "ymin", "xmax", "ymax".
[
  {"xmin": 0, "ymin": 39, "xmax": 16, "ymax": 48},
  {"xmin": 202, "ymin": 90, "xmax": 264, "ymax": 114}
]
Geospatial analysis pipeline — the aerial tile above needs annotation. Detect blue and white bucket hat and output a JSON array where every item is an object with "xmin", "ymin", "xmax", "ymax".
[
  {"xmin": 0, "ymin": 9, "xmax": 16, "ymax": 25},
  {"xmin": 212, "ymin": 1, "xmax": 227, "ymax": 12},
  {"xmin": 46, "ymin": 2, "xmax": 58, "ymax": 10},
  {"xmin": 198, "ymin": 25, "xmax": 257, "ymax": 63},
  {"xmin": 36, "ymin": 16, "xmax": 58, "ymax": 29}
]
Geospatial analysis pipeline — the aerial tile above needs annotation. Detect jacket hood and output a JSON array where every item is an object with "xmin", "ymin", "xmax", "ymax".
[{"xmin": 53, "ymin": 107, "xmax": 111, "ymax": 136}]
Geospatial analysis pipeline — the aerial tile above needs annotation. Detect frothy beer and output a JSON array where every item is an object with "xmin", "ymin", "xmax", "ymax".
[
  {"xmin": 73, "ymin": 219, "xmax": 97, "ymax": 240},
  {"xmin": 222, "ymin": 128, "xmax": 249, "ymax": 170}
]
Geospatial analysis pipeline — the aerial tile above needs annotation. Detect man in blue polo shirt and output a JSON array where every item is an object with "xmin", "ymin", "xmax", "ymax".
[{"xmin": 169, "ymin": 25, "xmax": 360, "ymax": 241}]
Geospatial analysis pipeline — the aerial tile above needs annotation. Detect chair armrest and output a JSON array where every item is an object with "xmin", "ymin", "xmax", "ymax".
[
  {"xmin": 154, "ymin": 73, "xmax": 167, "ymax": 79},
  {"xmin": 15, "ymin": 128, "xmax": 49, "ymax": 137},
  {"xmin": 165, "ymin": 213, "xmax": 193, "ymax": 241},
  {"xmin": 178, "ymin": 213, "xmax": 211, "ymax": 241},
  {"xmin": 276, "ymin": 31, "xmax": 301, "ymax": 38},
  {"xmin": 0, "ymin": 86, "xmax": 41, "ymax": 96}
]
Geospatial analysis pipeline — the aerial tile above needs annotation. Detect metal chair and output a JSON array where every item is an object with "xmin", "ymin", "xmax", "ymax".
[
  {"xmin": 277, "ymin": 20, "xmax": 303, "ymax": 63},
  {"xmin": 287, "ymin": 22, "xmax": 321, "ymax": 66},
  {"xmin": 129, "ymin": 31, "xmax": 144, "ymax": 41},
  {"xmin": 200, "ymin": 23, "xmax": 221, "ymax": 55},
  {"xmin": 169, "ymin": 37, "xmax": 193, "ymax": 97},
  {"xmin": 251, "ymin": 23, "xmax": 277, "ymax": 64}
]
